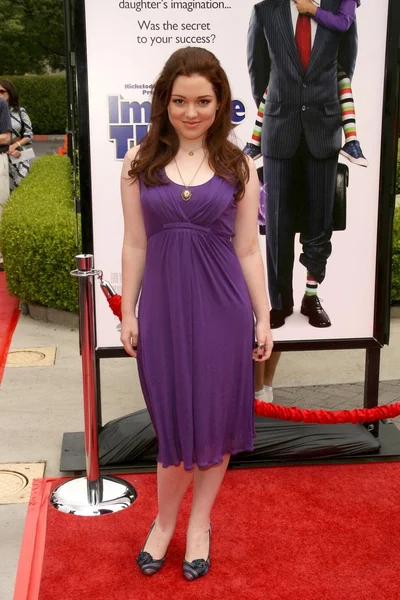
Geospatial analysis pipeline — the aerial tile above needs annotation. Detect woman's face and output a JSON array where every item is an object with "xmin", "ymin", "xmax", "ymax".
[
  {"xmin": 0, "ymin": 86, "xmax": 9, "ymax": 105},
  {"xmin": 168, "ymin": 75, "xmax": 219, "ymax": 143}
]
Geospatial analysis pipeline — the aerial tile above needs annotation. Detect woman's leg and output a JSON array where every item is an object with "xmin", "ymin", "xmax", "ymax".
[
  {"xmin": 264, "ymin": 350, "xmax": 281, "ymax": 387},
  {"xmin": 250, "ymin": 89, "xmax": 268, "ymax": 148},
  {"xmin": 255, "ymin": 351, "xmax": 281, "ymax": 402},
  {"xmin": 142, "ymin": 462, "xmax": 194, "ymax": 559},
  {"xmin": 337, "ymin": 67, "xmax": 368, "ymax": 166},
  {"xmin": 185, "ymin": 455, "xmax": 230, "ymax": 562},
  {"xmin": 254, "ymin": 361, "xmax": 265, "ymax": 392},
  {"xmin": 338, "ymin": 68, "xmax": 357, "ymax": 144}
]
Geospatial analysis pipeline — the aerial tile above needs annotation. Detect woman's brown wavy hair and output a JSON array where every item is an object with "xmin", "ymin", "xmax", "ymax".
[{"xmin": 128, "ymin": 46, "xmax": 249, "ymax": 199}]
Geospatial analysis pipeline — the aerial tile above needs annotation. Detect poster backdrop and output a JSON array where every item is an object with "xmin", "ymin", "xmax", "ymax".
[{"xmin": 82, "ymin": 0, "xmax": 389, "ymax": 348}]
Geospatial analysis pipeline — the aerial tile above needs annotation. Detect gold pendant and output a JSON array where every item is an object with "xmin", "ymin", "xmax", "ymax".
[
  {"xmin": 189, "ymin": 151, "xmax": 194, "ymax": 156},
  {"xmin": 181, "ymin": 189, "xmax": 192, "ymax": 201}
]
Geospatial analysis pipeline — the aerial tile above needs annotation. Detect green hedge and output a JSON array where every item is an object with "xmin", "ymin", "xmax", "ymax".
[
  {"xmin": 0, "ymin": 155, "xmax": 79, "ymax": 312},
  {"xmin": 0, "ymin": 75, "xmax": 67, "ymax": 134},
  {"xmin": 392, "ymin": 207, "xmax": 400, "ymax": 304}
]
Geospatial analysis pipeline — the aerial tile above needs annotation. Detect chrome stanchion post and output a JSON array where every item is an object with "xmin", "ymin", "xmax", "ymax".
[
  {"xmin": 77, "ymin": 254, "xmax": 100, "ymax": 501},
  {"xmin": 50, "ymin": 254, "xmax": 137, "ymax": 516}
]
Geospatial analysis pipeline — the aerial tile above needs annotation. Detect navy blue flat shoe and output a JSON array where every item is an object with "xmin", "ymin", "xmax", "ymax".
[
  {"xmin": 340, "ymin": 140, "xmax": 368, "ymax": 167},
  {"xmin": 137, "ymin": 521, "xmax": 166, "ymax": 576},
  {"xmin": 243, "ymin": 142, "xmax": 262, "ymax": 160},
  {"xmin": 183, "ymin": 526, "xmax": 211, "ymax": 581}
]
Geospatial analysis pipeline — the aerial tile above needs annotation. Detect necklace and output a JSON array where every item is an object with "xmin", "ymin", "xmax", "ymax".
[
  {"xmin": 179, "ymin": 145, "xmax": 203, "ymax": 156},
  {"xmin": 174, "ymin": 155, "xmax": 207, "ymax": 201}
]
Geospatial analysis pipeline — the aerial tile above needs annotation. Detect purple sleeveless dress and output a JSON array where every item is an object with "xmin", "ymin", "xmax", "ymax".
[{"xmin": 137, "ymin": 170, "xmax": 255, "ymax": 470}]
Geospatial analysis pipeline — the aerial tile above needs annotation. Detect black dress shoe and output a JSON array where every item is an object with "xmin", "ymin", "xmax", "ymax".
[
  {"xmin": 300, "ymin": 294, "xmax": 331, "ymax": 328},
  {"xmin": 270, "ymin": 307, "xmax": 293, "ymax": 329},
  {"xmin": 137, "ymin": 521, "xmax": 166, "ymax": 576}
]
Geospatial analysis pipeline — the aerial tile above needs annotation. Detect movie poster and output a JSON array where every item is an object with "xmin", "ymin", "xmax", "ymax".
[{"xmin": 81, "ymin": 0, "xmax": 389, "ymax": 348}]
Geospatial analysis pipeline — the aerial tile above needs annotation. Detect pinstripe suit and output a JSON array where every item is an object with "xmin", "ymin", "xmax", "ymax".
[{"xmin": 247, "ymin": 0, "xmax": 358, "ymax": 310}]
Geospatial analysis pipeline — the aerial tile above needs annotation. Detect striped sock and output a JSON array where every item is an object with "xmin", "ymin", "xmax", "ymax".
[
  {"xmin": 250, "ymin": 89, "xmax": 268, "ymax": 147},
  {"xmin": 338, "ymin": 68, "xmax": 358, "ymax": 143},
  {"xmin": 305, "ymin": 271, "xmax": 318, "ymax": 296}
]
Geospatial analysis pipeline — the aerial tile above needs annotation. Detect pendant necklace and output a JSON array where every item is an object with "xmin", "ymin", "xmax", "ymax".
[
  {"xmin": 174, "ymin": 154, "xmax": 207, "ymax": 201},
  {"xmin": 184, "ymin": 146, "xmax": 203, "ymax": 156}
]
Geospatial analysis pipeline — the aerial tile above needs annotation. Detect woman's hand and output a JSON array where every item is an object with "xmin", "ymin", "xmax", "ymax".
[
  {"xmin": 8, "ymin": 142, "xmax": 21, "ymax": 155},
  {"xmin": 294, "ymin": 0, "xmax": 317, "ymax": 15},
  {"xmin": 253, "ymin": 320, "xmax": 274, "ymax": 362},
  {"xmin": 120, "ymin": 315, "xmax": 139, "ymax": 358},
  {"xmin": 7, "ymin": 143, "xmax": 21, "ymax": 158}
]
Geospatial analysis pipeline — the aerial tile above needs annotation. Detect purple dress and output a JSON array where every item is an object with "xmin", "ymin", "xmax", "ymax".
[{"xmin": 137, "ymin": 171, "xmax": 255, "ymax": 470}]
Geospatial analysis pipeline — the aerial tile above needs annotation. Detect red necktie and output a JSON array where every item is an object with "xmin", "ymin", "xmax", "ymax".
[{"xmin": 295, "ymin": 14, "xmax": 311, "ymax": 70}]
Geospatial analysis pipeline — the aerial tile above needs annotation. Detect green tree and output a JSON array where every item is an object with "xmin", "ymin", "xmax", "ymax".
[{"xmin": 0, "ymin": 0, "xmax": 65, "ymax": 75}]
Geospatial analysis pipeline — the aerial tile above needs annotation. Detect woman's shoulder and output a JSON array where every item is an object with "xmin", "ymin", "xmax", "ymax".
[
  {"xmin": 122, "ymin": 144, "xmax": 141, "ymax": 180},
  {"xmin": 125, "ymin": 144, "xmax": 140, "ymax": 162},
  {"xmin": 11, "ymin": 106, "xmax": 26, "ymax": 116}
]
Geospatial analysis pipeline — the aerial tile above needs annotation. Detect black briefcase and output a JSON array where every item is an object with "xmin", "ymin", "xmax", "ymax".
[
  {"xmin": 257, "ymin": 162, "xmax": 349, "ymax": 235},
  {"xmin": 332, "ymin": 162, "xmax": 349, "ymax": 231}
]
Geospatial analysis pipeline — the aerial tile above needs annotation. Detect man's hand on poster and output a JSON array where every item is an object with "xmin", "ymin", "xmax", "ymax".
[{"xmin": 294, "ymin": 0, "xmax": 318, "ymax": 16}]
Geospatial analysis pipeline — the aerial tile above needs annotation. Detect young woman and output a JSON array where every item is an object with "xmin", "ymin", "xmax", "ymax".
[
  {"xmin": 0, "ymin": 79, "xmax": 34, "ymax": 191},
  {"xmin": 120, "ymin": 47, "xmax": 273, "ymax": 580},
  {"xmin": 244, "ymin": 0, "xmax": 367, "ymax": 168}
]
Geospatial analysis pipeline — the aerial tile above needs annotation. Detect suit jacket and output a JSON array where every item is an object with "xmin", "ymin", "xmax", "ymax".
[{"xmin": 247, "ymin": 0, "xmax": 358, "ymax": 159}]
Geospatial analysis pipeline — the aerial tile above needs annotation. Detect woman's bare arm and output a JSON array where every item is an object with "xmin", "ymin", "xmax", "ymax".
[
  {"xmin": 233, "ymin": 157, "xmax": 273, "ymax": 359},
  {"xmin": 120, "ymin": 146, "xmax": 147, "ymax": 355}
]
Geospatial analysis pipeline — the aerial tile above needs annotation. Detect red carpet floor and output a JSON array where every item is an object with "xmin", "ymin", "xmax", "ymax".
[
  {"xmin": 0, "ymin": 271, "xmax": 20, "ymax": 385},
  {"xmin": 14, "ymin": 464, "xmax": 400, "ymax": 600}
]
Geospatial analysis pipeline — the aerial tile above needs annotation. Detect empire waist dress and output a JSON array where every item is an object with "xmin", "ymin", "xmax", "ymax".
[{"xmin": 137, "ymin": 170, "xmax": 255, "ymax": 470}]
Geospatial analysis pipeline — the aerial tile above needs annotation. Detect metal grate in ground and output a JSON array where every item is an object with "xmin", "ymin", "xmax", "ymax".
[
  {"xmin": 0, "ymin": 463, "xmax": 45, "ymax": 504},
  {"xmin": 6, "ymin": 347, "xmax": 57, "ymax": 368}
]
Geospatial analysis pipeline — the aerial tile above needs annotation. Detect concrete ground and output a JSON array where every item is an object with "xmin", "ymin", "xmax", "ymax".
[
  {"xmin": 32, "ymin": 138, "xmax": 63, "ymax": 159},
  {"xmin": 1, "ymin": 141, "xmax": 399, "ymax": 598}
]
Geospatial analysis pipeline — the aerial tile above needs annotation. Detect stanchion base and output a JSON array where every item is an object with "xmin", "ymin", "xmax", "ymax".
[{"xmin": 50, "ymin": 475, "xmax": 137, "ymax": 516}]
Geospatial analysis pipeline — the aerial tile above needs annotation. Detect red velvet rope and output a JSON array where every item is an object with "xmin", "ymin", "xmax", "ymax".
[
  {"xmin": 107, "ymin": 295, "xmax": 400, "ymax": 424},
  {"xmin": 254, "ymin": 399, "xmax": 400, "ymax": 424},
  {"xmin": 108, "ymin": 295, "xmax": 122, "ymax": 320}
]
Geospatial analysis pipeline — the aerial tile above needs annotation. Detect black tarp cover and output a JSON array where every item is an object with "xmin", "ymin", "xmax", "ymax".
[{"xmin": 98, "ymin": 410, "xmax": 380, "ymax": 466}]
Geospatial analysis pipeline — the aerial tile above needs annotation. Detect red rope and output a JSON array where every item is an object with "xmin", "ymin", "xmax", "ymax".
[
  {"xmin": 254, "ymin": 399, "xmax": 400, "ymax": 424},
  {"xmin": 108, "ymin": 295, "xmax": 122, "ymax": 320},
  {"xmin": 105, "ymin": 293, "xmax": 400, "ymax": 425}
]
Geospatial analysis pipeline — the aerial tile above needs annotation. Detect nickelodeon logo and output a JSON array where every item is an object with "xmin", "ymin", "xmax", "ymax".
[{"xmin": 108, "ymin": 95, "xmax": 246, "ymax": 159}]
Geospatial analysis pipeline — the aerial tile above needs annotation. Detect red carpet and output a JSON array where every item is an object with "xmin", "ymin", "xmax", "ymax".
[
  {"xmin": 0, "ymin": 272, "xmax": 20, "ymax": 384},
  {"xmin": 13, "ymin": 464, "xmax": 400, "ymax": 600}
]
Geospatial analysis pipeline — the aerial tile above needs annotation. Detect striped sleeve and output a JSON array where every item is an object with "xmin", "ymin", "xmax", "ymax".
[{"xmin": 19, "ymin": 107, "xmax": 33, "ymax": 141}]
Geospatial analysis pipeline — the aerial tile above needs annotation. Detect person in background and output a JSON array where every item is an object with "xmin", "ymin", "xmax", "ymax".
[
  {"xmin": 0, "ymin": 79, "xmax": 33, "ymax": 192},
  {"xmin": 0, "ymin": 96, "xmax": 12, "ymax": 270},
  {"xmin": 255, "ymin": 177, "xmax": 281, "ymax": 402},
  {"xmin": 255, "ymin": 352, "xmax": 282, "ymax": 403},
  {"xmin": 244, "ymin": 0, "xmax": 366, "ymax": 168},
  {"xmin": 247, "ymin": 0, "xmax": 358, "ymax": 329}
]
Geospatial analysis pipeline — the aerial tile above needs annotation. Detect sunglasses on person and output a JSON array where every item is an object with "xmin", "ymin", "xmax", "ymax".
[{"xmin": 0, "ymin": 90, "xmax": 7, "ymax": 95}]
